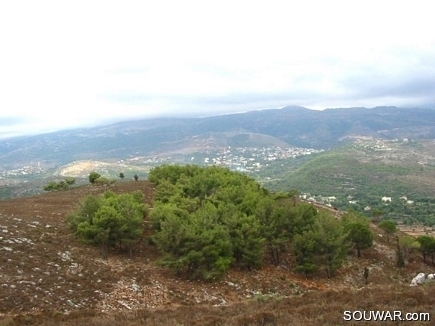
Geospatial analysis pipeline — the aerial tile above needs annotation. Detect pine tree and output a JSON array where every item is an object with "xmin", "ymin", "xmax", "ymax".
[
  {"xmin": 416, "ymin": 235, "xmax": 435, "ymax": 264},
  {"xmin": 67, "ymin": 191, "xmax": 146, "ymax": 259},
  {"xmin": 293, "ymin": 212, "xmax": 348, "ymax": 277},
  {"xmin": 396, "ymin": 236, "xmax": 405, "ymax": 268},
  {"xmin": 342, "ymin": 213, "xmax": 373, "ymax": 258},
  {"xmin": 378, "ymin": 220, "xmax": 397, "ymax": 243}
]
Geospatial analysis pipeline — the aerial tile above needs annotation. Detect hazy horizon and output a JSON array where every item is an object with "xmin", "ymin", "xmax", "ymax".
[
  {"xmin": 1, "ymin": 1, "xmax": 435, "ymax": 138},
  {"xmin": 3, "ymin": 105, "xmax": 435, "ymax": 140}
]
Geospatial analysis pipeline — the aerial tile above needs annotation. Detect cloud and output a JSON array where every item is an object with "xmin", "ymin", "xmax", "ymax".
[
  {"xmin": 0, "ymin": 1, "xmax": 435, "ymax": 138},
  {"xmin": 0, "ymin": 117, "xmax": 27, "ymax": 127}
]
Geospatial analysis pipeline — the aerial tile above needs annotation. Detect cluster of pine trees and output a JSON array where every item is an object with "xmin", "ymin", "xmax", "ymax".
[
  {"xmin": 67, "ymin": 190, "xmax": 148, "ymax": 259},
  {"xmin": 148, "ymin": 165, "xmax": 373, "ymax": 280},
  {"xmin": 66, "ymin": 165, "xmax": 375, "ymax": 280}
]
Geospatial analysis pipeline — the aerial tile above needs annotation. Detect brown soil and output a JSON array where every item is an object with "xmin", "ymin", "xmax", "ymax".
[
  {"xmin": 399, "ymin": 225, "xmax": 435, "ymax": 238},
  {"xmin": 0, "ymin": 181, "xmax": 434, "ymax": 325}
]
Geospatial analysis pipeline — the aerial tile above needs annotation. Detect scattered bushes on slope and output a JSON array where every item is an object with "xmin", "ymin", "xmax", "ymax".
[{"xmin": 43, "ymin": 178, "xmax": 76, "ymax": 191}]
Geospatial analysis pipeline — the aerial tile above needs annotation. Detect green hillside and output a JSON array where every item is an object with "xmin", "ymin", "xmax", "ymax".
[{"xmin": 266, "ymin": 141, "xmax": 435, "ymax": 225}]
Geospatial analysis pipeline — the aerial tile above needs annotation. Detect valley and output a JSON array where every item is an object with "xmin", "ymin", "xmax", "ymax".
[
  {"xmin": 3, "ymin": 133, "xmax": 435, "ymax": 227},
  {"xmin": 266, "ymin": 138, "xmax": 435, "ymax": 226}
]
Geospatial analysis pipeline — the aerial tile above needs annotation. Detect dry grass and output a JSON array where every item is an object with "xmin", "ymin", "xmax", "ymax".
[
  {"xmin": 2, "ymin": 286, "xmax": 434, "ymax": 325},
  {"xmin": 1, "ymin": 181, "xmax": 434, "ymax": 325}
]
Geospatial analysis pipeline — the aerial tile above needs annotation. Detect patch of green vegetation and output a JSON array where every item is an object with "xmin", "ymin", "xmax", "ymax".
[
  {"xmin": 266, "ymin": 143, "xmax": 435, "ymax": 225},
  {"xmin": 67, "ymin": 190, "xmax": 149, "ymax": 259},
  {"xmin": 43, "ymin": 177, "xmax": 75, "ymax": 191},
  {"xmin": 148, "ymin": 165, "xmax": 356, "ymax": 281}
]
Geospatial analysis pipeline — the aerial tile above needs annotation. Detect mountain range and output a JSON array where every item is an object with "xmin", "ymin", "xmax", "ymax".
[{"xmin": 2, "ymin": 106, "xmax": 435, "ymax": 170}]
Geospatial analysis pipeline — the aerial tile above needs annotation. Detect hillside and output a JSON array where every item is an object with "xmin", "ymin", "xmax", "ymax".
[
  {"xmin": 267, "ymin": 138, "xmax": 435, "ymax": 225},
  {"xmin": 2, "ymin": 105, "xmax": 435, "ymax": 204},
  {"xmin": 1, "ymin": 180, "xmax": 434, "ymax": 325}
]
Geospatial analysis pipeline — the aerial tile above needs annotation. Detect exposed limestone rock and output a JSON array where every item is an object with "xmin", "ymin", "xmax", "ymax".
[{"xmin": 410, "ymin": 273, "xmax": 426, "ymax": 286}]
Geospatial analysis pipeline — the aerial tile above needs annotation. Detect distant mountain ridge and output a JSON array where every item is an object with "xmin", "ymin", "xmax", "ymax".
[{"xmin": 1, "ymin": 106, "xmax": 435, "ymax": 169}]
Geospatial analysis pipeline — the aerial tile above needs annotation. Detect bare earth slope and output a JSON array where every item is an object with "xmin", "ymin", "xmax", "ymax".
[{"xmin": 1, "ymin": 181, "xmax": 435, "ymax": 325}]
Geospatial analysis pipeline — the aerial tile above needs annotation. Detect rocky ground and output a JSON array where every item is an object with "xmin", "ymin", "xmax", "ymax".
[{"xmin": 0, "ymin": 181, "xmax": 434, "ymax": 325}]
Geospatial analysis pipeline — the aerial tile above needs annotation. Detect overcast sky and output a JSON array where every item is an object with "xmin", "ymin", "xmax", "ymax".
[{"xmin": 1, "ymin": 1, "xmax": 435, "ymax": 138}]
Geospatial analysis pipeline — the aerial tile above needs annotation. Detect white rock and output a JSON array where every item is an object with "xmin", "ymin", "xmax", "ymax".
[
  {"xmin": 410, "ymin": 273, "xmax": 426, "ymax": 286},
  {"xmin": 427, "ymin": 274, "xmax": 435, "ymax": 280},
  {"xmin": 58, "ymin": 251, "xmax": 71, "ymax": 261}
]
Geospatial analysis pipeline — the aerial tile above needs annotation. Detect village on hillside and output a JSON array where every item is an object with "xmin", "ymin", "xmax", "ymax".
[
  {"xmin": 0, "ymin": 163, "xmax": 45, "ymax": 178},
  {"xmin": 194, "ymin": 146, "xmax": 324, "ymax": 173},
  {"xmin": 121, "ymin": 145, "xmax": 324, "ymax": 174}
]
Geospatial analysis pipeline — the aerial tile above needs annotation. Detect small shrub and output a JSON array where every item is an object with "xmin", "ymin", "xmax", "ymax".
[
  {"xmin": 89, "ymin": 171, "xmax": 101, "ymax": 183},
  {"xmin": 65, "ymin": 177, "xmax": 76, "ymax": 185},
  {"xmin": 254, "ymin": 294, "xmax": 268, "ymax": 303}
]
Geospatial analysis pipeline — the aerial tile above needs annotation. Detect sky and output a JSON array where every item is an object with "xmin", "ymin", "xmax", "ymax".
[{"xmin": 1, "ymin": 1, "xmax": 435, "ymax": 138}]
